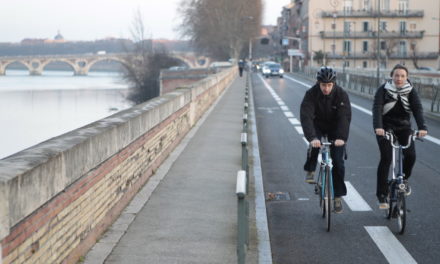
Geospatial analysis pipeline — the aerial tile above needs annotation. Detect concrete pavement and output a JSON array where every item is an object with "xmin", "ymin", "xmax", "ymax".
[{"xmin": 84, "ymin": 73, "xmax": 261, "ymax": 263}]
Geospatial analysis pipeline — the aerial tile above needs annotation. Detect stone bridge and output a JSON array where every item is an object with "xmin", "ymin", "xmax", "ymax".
[{"xmin": 0, "ymin": 52, "xmax": 212, "ymax": 76}]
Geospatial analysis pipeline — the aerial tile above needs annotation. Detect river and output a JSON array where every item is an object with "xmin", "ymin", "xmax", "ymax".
[{"xmin": 0, "ymin": 70, "xmax": 132, "ymax": 159}]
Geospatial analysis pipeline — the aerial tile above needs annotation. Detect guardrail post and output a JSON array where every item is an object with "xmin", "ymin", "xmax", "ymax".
[
  {"xmin": 236, "ymin": 170, "xmax": 248, "ymax": 264},
  {"xmin": 241, "ymin": 132, "xmax": 249, "ymax": 192}
]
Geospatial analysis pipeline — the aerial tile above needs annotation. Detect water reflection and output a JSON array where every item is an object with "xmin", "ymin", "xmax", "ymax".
[{"xmin": 0, "ymin": 70, "xmax": 132, "ymax": 159}]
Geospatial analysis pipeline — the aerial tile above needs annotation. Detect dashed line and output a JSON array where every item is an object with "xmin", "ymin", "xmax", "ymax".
[
  {"xmin": 284, "ymin": 111, "xmax": 294, "ymax": 118},
  {"xmin": 280, "ymin": 106, "xmax": 289, "ymax": 111},
  {"xmin": 344, "ymin": 181, "xmax": 372, "ymax": 211},
  {"xmin": 288, "ymin": 118, "xmax": 300, "ymax": 125},
  {"xmin": 295, "ymin": 126, "xmax": 304, "ymax": 135},
  {"xmin": 365, "ymin": 226, "xmax": 418, "ymax": 264}
]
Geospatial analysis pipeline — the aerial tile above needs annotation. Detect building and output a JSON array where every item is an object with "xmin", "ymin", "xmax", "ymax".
[{"xmin": 278, "ymin": 0, "xmax": 440, "ymax": 71}]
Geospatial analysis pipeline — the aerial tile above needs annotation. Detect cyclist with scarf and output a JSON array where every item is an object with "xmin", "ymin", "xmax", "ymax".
[{"xmin": 372, "ymin": 64, "xmax": 428, "ymax": 209}]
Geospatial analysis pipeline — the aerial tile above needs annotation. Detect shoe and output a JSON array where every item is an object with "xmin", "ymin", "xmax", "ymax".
[
  {"xmin": 404, "ymin": 180, "xmax": 412, "ymax": 196},
  {"xmin": 378, "ymin": 196, "xmax": 389, "ymax": 210},
  {"xmin": 334, "ymin": 197, "xmax": 343, "ymax": 213},
  {"xmin": 305, "ymin": 171, "xmax": 315, "ymax": 184}
]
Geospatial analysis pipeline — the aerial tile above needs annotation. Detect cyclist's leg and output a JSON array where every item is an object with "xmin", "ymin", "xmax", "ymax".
[
  {"xmin": 376, "ymin": 135, "xmax": 392, "ymax": 200},
  {"xmin": 396, "ymin": 129, "xmax": 416, "ymax": 180},
  {"xmin": 330, "ymin": 145, "xmax": 347, "ymax": 197}
]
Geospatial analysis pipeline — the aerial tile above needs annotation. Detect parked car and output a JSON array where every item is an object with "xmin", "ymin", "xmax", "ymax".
[{"xmin": 262, "ymin": 62, "xmax": 284, "ymax": 78}]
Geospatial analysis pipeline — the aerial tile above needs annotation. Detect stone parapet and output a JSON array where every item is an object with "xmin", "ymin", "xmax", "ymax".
[{"xmin": 0, "ymin": 66, "xmax": 237, "ymax": 264}]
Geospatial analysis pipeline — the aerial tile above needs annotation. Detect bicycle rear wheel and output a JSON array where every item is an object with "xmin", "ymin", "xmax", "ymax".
[
  {"xmin": 325, "ymin": 166, "xmax": 331, "ymax": 232},
  {"xmin": 396, "ymin": 193, "xmax": 406, "ymax": 234}
]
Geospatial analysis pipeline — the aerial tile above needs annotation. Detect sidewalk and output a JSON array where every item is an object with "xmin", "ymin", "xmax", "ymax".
[{"xmin": 84, "ymin": 75, "xmax": 256, "ymax": 263}]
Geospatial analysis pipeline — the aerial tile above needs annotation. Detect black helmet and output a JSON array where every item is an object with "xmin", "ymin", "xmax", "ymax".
[{"xmin": 316, "ymin": 66, "xmax": 336, "ymax": 83}]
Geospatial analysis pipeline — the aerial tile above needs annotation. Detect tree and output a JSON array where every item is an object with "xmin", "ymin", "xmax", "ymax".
[
  {"xmin": 178, "ymin": 0, "xmax": 263, "ymax": 60},
  {"xmin": 313, "ymin": 50, "xmax": 326, "ymax": 65},
  {"xmin": 122, "ymin": 9, "xmax": 181, "ymax": 104}
]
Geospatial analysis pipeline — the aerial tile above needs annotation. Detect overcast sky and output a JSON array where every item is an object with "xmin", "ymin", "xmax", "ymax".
[{"xmin": 0, "ymin": 0, "xmax": 288, "ymax": 43}]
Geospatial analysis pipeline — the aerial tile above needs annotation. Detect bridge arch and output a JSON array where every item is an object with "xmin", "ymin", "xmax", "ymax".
[{"xmin": 85, "ymin": 57, "xmax": 128, "ymax": 74}]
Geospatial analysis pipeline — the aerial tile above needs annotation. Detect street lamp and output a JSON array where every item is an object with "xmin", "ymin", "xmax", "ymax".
[
  {"xmin": 376, "ymin": 0, "xmax": 381, "ymax": 88},
  {"xmin": 241, "ymin": 16, "xmax": 254, "ymax": 68}
]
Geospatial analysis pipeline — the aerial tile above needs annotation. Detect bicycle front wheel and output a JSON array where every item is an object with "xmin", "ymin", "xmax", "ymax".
[
  {"xmin": 396, "ymin": 193, "xmax": 406, "ymax": 234},
  {"xmin": 317, "ymin": 168, "xmax": 325, "ymax": 218},
  {"xmin": 325, "ymin": 166, "xmax": 331, "ymax": 232}
]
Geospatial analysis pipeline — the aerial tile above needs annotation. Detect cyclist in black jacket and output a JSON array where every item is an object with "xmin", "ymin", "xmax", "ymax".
[
  {"xmin": 300, "ymin": 67, "xmax": 352, "ymax": 213},
  {"xmin": 373, "ymin": 64, "xmax": 428, "ymax": 209}
]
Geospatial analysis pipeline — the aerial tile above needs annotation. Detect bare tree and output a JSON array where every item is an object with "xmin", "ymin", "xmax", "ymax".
[
  {"xmin": 178, "ymin": 0, "xmax": 262, "ymax": 60},
  {"xmin": 122, "ymin": 9, "xmax": 181, "ymax": 104}
]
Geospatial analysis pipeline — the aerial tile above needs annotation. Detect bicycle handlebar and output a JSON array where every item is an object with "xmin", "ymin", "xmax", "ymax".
[{"xmin": 384, "ymin": 130, "xmax": 419, "ymax": 149}]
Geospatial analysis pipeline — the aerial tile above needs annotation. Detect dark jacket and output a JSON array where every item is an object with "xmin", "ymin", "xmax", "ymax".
[
  {"xmin": 372, "ymin": 83, "xmax": 427, "ymax": 131},
  {"xmin": 300, "ymin": 83, "xmax": 352, "ymax": 142}
]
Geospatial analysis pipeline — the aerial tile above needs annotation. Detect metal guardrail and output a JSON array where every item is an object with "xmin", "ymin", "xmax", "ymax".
[{"xmin": 237, "ymin": 69, "xmax": 251, "ymax": 264}]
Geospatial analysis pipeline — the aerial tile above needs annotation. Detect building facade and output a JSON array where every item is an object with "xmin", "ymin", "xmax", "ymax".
[{"xmin": 279, "ymin": 0, "xmax": 440, "ymax": 71}]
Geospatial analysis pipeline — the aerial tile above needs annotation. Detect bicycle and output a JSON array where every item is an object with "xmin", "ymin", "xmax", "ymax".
[
  {"xmin": 313, "ymin": 137, "xmax": 334, "ymax": 232},
  {"xmin": 383, "ymin": 130, "xmax": 420, "ymax": 235}
]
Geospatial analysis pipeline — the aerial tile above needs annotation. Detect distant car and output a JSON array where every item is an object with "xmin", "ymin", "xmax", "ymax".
[{"xmin": 262, "ymin": 62, "xmax": 284, "ymax": 78}]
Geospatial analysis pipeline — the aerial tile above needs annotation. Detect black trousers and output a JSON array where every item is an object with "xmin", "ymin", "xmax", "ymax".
[
  {"xmin": 304, "ymin": 145, "xmax": 347, "ymax": 197},
  {"xmin": 238, "ymin": 67, "xmax": 243, "ymax": 77},
  {"xmin": 376, "ymin": 129, "xmax": 416, "ymax": 199}
]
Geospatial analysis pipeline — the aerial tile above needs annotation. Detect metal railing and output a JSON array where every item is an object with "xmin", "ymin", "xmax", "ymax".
[
  {"xmin": 321, "ymin": 9, "xmax": 424, "ymax": 18},
  {"xmin": 236, "ymin": 69, "xmax": 251, "ymax": 264}
]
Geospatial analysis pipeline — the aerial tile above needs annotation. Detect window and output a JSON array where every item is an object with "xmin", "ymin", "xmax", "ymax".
[
  {"xmin": 344, "ymin": 21, "xmax": 351, "ymax": 33},
  {"xmin": 363, "ymin": 21, "xmax": 369, "ymax": 32},
  {"xmin": 344, "ymin": 40, "xmax": 352, "ymax": 54},
  {"xmin": 344, "ymin": 0, "xmax": 353, "ymax": 13},
  {"xmin": 382, "ymin": 0, "xmax": 390, "ymax": 11},
  {"xmin": 400, "ymin": 21, "xmax": 407, "ymax": 34},
  {"xmin": 399, "ymin": 0, "xmax": 409, "ymax": 13},
  {"xmin": 362, "ymin": 0, "xmax": 370, "ymax": 10},
  {"xmin": 363, "ymin": 41, "xmax": 368, "ymax": 53},
  {"xmin": 399, "ymin": 41, "xmax": 407, "ymax": 56},
  {"xmin": 380, "ymin": 21, "xmax": 387, "ymax": 31},
  {"xmin": 363, "ymin": 61, "xmax": 368, "ymax": 68},
  {"xmin": 343, "ymin": 61, "xmax": 350, "ymax": 68},
  {"xmin": 331, "ymin": 44, "xmax": 336, "ymax": 54},
  {"xmin": 380, "ymin": 41, "xmax": 387, "ymax": 50}
]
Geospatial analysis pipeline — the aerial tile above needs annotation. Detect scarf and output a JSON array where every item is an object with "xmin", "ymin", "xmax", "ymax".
[{"xmin": 383, "ymin": 80, "xmax": 413, "ymax": 115}]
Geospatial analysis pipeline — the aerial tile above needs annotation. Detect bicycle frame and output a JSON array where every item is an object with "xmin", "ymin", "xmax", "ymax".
[
  {"xmin": 386, "ymin": 131, "xmax": 417, "ymax": 192},
  {"xmin": 384, "ymin": 130, "xmax": 418, "ymax": 234},
  {"xmin": 319, "ymin": 140, "xmax": 334, "ymax": 201}
]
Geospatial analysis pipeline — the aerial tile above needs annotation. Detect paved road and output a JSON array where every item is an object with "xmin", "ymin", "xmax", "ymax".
[{"xmin": 251, "ymin": 72, "xmax": 440, "ymax": 264}]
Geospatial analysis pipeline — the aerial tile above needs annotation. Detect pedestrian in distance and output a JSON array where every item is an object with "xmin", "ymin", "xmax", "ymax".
[
  {"xmin": 372, "ymin": 64, "xmax": 428, "ymax": 209},
  {"xmin": 300, "ymin": 66, "xmax": 352, "ymax": 213},
  {"xmin": 238, "ymin": 59, "xmax": 244, "ymax": 77}
]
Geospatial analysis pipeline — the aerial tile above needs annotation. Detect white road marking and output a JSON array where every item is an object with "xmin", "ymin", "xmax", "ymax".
[
  {"xmin": 351, "ymin": 102, "xmax": 373, "ymax": 115},
  {"xmin": 365, "ymin": 226, "xmax": 417, "ymax": 264},
  {"xmin": 425, "ymin": 135, "xmax": 440, "ymax": 145},
  {"xmin": 284, "ymin": 111, "xmax": 294, "ymax": 118},
  {"xmin": 302, "ymin": 137, "xmax": 309, "ymax": 145},
  {"xmin": 295, "ymin": 126, "xmax": 304, "ymax": 135},
  {"xmin": 289, "ymin": 118, "xmax": 300, "ymax": 125},
  {"xmin": 284, "ymin": 75, "xmax": 311, "ymax": 87},
  {"xmin": 280, "ymin": 106, "xmax": 289, "ymax": 111},
  {"xmin": 343, "ymin": 181, "xmax": 372, "ymax": 211}
]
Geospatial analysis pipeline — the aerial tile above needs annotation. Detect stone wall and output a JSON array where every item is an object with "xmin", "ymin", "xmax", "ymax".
[{"xmin": 0, "ymin": 67, "xmax": 237, "ymax": 264}]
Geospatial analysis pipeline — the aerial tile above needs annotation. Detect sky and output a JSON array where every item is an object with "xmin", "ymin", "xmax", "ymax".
[{"xmin": 0, "ymin": 0, "xmax": 288, "ymax": 43}]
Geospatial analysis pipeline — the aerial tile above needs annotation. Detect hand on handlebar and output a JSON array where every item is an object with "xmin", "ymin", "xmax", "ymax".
[
  {"xmin": 310, "ymin": 139, "xmax": 321, "ymax": 148},
  {"xmin": 375, "ymin": 128, "xmax": 385, "ymax": 136},
  {"xmin": 334, "ymin": 139, "xmax": 345, "ymax": 146},
  {"xmin": 417, "ymin": 130, "xmax": 427, "ymax": 138}
]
